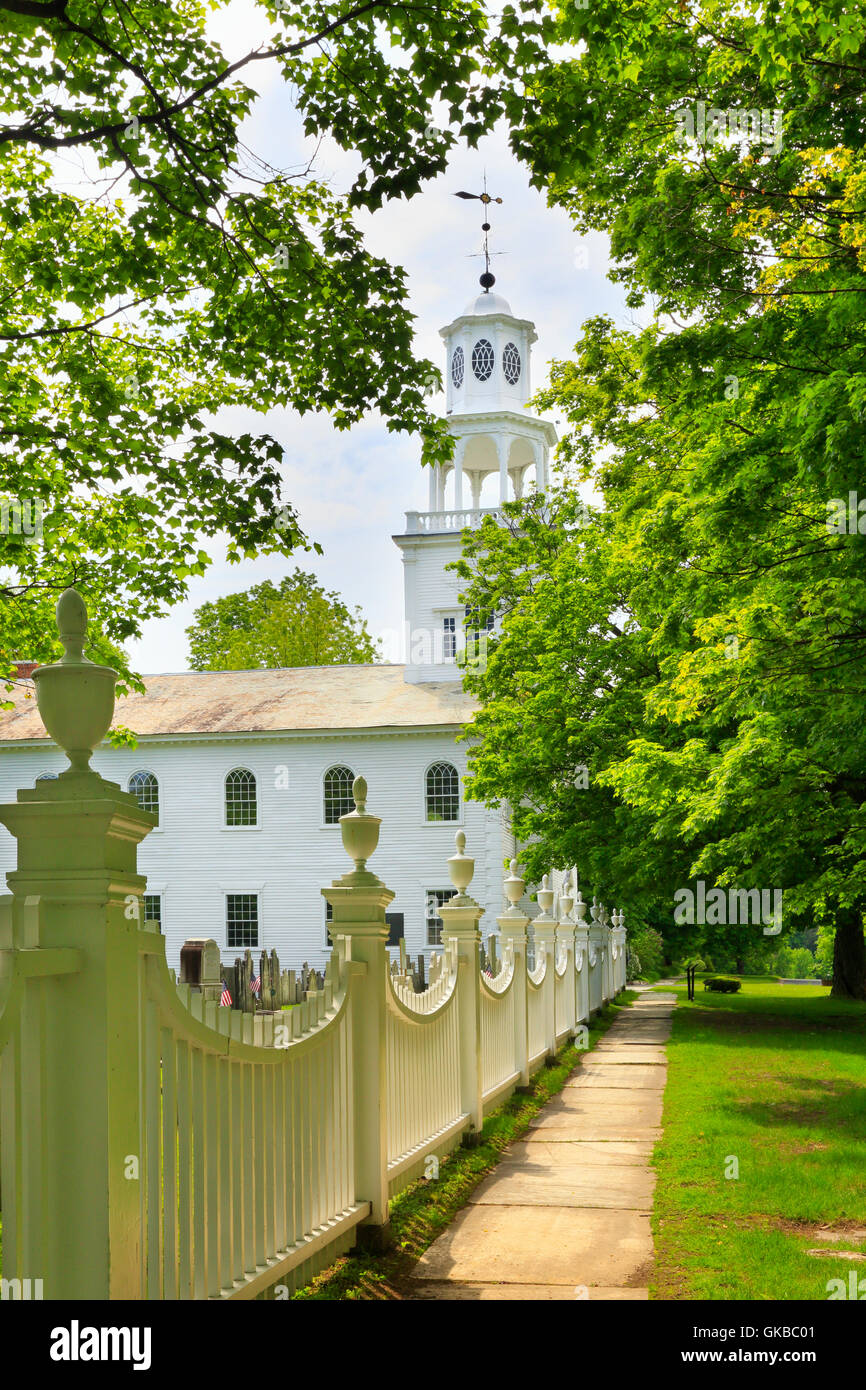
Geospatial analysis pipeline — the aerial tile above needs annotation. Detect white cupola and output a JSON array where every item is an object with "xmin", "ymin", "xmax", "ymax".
[
  {"xmin": 394, "ymin": 274, "xmax": 557, "ymax": 684},
  {"xmin": 444, "ymin": 291, "xmax": 534, "ymax": 417},
  {"xmin": 431, "ymin": 287, "xmax": 557, "ymax": 512}
]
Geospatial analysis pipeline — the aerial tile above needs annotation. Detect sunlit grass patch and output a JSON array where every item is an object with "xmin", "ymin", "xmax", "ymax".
[{"xmin": 651, "ymin": 981, "xmax": 866, "ymax": 1300}]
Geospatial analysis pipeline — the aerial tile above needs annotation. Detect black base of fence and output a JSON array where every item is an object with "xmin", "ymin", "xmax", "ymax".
[{"xmin": 461, "ymin": 1129, "xmax": 482, "ymax": 1149}]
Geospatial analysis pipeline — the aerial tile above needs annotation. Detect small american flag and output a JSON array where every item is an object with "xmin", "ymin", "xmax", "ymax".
[
  {"xmin": 220, "ymin": 981, "xmax": 232, "ymax": 1008},
  {"xmin": 250, "ymin": 972, "xmax": 261, "ymax": 996}
]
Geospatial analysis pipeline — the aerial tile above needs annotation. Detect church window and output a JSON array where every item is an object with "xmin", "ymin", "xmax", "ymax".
[
  {"xmin": 465, "ymin": 605, "xmax": 495, "ymax": 645},
  {"xmin": 129, "ymin": 769, "xmax": 159, "ymax": 823},
  {"xmin": 426, "ymin": 761, "xmax": 460, "ymax": 822},
  {"xmin": 451, "ymin": 345, "xmax": 464, "ymax": 388},
  {"xmin": 426, "ymin": 888, "xmax": 457, "ymax": 945},
  {"xmin": 226, "ymin": 893, "xmax": 258, "ymax": 949},
  {"xmin": 471, "ymin": 338, "xmax": 494, "ymax": 382},
  {"xmin": 324, "ymin": 765, "xmax": 354, "ymax": 824},
  {"xmin": 503, "ymin": 341, "xmax": 521, "ymax": 385},
  {"xmin": 225, "ymin": 768, "xmax": 257, "ymax": 827},
  {"xmin": 143, "ymin": 893, "xmax": 162, "ymax": 931},
  {"xmin": 443, "ymin": 616, "xmax": 456, "ymax": 660}
]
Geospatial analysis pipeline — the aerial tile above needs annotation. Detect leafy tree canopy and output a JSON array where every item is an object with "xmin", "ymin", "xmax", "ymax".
[
  {"xmin": 458, "ymin": 0, "xmax": 866, "ymax": 994},
  {"xmin": 0, "ymin": 0, "xmax": 552, "ymax": 683},
  {"xmin": 186, "ymin": 569, "xmax": 380, "ymax": 669}
]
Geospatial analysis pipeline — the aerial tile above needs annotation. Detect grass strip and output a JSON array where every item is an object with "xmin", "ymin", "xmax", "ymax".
[{"xmin": 650, "ymin": 979, "xmax": 866, "ymax": 1300}]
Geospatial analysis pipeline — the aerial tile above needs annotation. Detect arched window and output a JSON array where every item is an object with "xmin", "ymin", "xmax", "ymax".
[
  {"xmin": 324, "ymin": 765, "xmax": 354, "ymax": 824},
  {"xmin": 225, "ymin": 768, "xmax": 257, "ymax": 827},
  {"xmin": 35, "ymin": 771, "xmax": 58, "ymax": 783},
  {"xmin": 425, "ymin": 762, "xmax": 460, "ymax": 822},
  {"xmin": 471, "ymin": 338, "xmax": 494, "ymax": 381},
  {"xmin": 128, "ymin": 769, "xmax": 159, "ymax": 823},
  {"xmin": 503, "ymin": 341, "xmax": 521, "ymax": 385},
  {"xmin": 451, "ymin": 345, "xmax": 464, "ymax": 388}
]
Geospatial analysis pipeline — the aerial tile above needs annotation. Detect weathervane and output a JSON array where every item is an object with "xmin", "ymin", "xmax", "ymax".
[{"xmin": 455, "ymin": 175, "xmax": 503, "ymax": 293}]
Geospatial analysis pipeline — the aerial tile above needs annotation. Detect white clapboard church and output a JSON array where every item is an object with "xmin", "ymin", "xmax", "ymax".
[{"xmin": 0, "ymin": 286, "xmax": 556, "ymax": 972}]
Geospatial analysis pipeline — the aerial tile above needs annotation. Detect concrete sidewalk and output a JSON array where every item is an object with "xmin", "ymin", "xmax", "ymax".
[{"xmin": 409, "ymin": 987, "xmax": 676, "ymax": 1301}]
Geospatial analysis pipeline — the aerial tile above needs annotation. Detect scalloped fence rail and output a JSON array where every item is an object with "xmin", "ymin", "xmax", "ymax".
[{"xmin": 0, "ymin": 589, "xmax": 627, "ymax": 1300}]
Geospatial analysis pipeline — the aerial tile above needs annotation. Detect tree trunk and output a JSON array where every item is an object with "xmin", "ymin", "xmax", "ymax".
[
  {"xmin": 735, "ymin": 955, "xmax": 745, "ymax": 975},
  {"xmin": 831, "ymin": 907, "xmax": 866, "ymax": 1000}
]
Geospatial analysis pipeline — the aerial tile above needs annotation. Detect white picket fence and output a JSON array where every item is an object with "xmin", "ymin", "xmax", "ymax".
[
  {"xmin": 0, "ymin": 777, "xmax": 626, "ymax": 1300},
  {"xmin": 0, "ymin": 588, "xmax": 625, "ymax": 1299}
]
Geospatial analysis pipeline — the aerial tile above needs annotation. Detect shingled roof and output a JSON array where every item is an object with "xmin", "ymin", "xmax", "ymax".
[{"xmin": 0, "ymin": 665, "xmax": 477, "ymax": 741}]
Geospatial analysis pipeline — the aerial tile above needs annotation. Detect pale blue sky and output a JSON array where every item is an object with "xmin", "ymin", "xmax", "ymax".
[{"xmin": 128, "ymin": 2, "xmax": 633, "ymax": 673}]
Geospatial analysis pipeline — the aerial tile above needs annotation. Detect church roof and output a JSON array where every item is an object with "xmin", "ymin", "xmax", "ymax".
[{"xmin": 0, "ymin": 666, "xmax": 477, "ymax": 741}]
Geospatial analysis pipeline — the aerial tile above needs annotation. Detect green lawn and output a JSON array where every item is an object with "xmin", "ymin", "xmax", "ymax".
[{"xmin": 651, "ymin": 979, "xmax": 866, "ymax": 1300}]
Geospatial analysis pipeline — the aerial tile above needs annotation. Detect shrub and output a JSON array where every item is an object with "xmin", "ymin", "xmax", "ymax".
[
  {"xmin": 816, "ymin": 922, "xmax": 835, "ymax": 980},
  {"xmin": 626, "ymin": 944, "xmax": 642, "ymax": 982},
  {"xmin": 703, "ymin": 977, "xmax": 741, "ymax": 994},
  {"xmin": 785, "ymin": 946, "xmax": 819, "ymax": 979},
  {"xmin": 628, "ymin": 927, "xmax": 664, "ymax": 978}
]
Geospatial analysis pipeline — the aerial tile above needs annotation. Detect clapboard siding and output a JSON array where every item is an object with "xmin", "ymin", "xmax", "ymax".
[{"xmin": 0, "ymin": 728, "xmax": 510, "ymax": 972}]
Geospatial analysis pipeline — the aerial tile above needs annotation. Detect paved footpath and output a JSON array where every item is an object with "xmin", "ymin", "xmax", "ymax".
[{"xmin": 410, "ymin": 986, "xmax": 677, "ymax": 1300}]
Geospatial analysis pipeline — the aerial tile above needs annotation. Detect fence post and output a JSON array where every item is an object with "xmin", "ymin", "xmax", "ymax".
[
  {"xmin": 438, "ymin": 831, "xmax": 484, "ymax": 1142},
  {"xmin": 604, "ymin": 905, "xmax": 618, "ymax": 997},
  {"xmin": 557, "ymin": 872, "xmax": 576, "ymax": 1037},
  {"xmin": 321, "ymin": 775, "xmax": 394, "ymax": 1249},
  {"xmin": 613, "ymin": 909, "xmax": 627, "ymax": 992},
  {"xmin": 0, "ymin": 588, "xmax": 155, "ymax": 1299},
  {"xmin": 534, "ymin": 874, "xmax": 557, "ymax": 1060},
  {"xmin": 497, "ymin": 859, "xmax": 530, "ymax": 1087},
  {"xmin": 574, "ymin": 883, "xmax": 590, "ymax": 1023},
  {"xmin": 588, "ymin": 898, "xmax": 605, "ymax": 1013},
  {"xmin": 599, "ymin": 903, "xmax": 612, "ymax": 1002}
]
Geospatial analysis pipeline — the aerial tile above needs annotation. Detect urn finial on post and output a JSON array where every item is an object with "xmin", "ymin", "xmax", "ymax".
[
  {"xmin": 503, "ymin": 858, "xmax": 525, "ymax": 912},
  {"xmin": 32, "ymin": 587, "xmax": 119, "ymax": 786},
  {"xmin": 447, "ymin": 828, "xmax": 475, "ymax": 901},
  {"xmin": 338, "ymin": 774, "xmax": 383, "ymax": 873},
  {"xmin": 559, "ymin": 871, "xmax": 574, "ymax": 923},
  {"xmin": 536, "ymin": 872, "xmax": 555, "ymax": 921}
]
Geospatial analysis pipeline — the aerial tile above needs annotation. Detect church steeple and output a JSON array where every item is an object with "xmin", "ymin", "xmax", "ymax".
[{"xmin": 393, "ymin": 251, "xmax": 557, "ymax": 683}]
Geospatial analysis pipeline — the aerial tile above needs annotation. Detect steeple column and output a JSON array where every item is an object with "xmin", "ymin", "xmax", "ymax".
[
  {"xmin": 428, "ymin": 462, "xmax": 438, "ymax": 511},
  {"xmin": 534, "ymin": 441, "xmax": 547, "ymax": 494},
  {"xmin": 496, "ymin": 434, "xmax": 509, "ymax": 504},
  {"xmin": 453, "ymin": 438, "xmax": 466, "ymax": 509}
]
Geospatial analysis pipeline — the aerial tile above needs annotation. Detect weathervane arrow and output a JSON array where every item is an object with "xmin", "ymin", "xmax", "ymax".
[{"xmin": 454, "ymin": 177, "xmax": 503, "ymax": 292}]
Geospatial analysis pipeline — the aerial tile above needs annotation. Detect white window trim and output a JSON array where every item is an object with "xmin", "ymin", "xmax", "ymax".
[
  {"xmin": 141, "ymin": 889, "xmax": 165, "ymax": 934},
  {"xmin": 321, "ymin": 764, "xmax": 356, "ymax": 830},
  {"xmin": 424, "ymin": 885, "xmax": 457, "ymax": 948},
  {"xmin": 222, "ymin": 769, "xmax": 260, "ymax": 831},
  {"xmin": 423, "ymin": 761, "xmax": 463, "ymax": 826},
  {"xmin": 220, "ymin": 885, "xmax": 264, "ymax": 953},
  {"xmin": 127, "ymin": 769, "xmax": 163, "ymax": 831}
]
